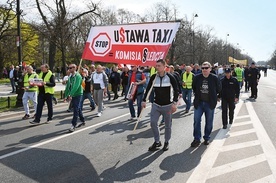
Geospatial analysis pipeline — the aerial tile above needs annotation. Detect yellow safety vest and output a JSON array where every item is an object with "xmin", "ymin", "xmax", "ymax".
[
  {"xmin": 182, "ymin": 72, "xmax": 193, "ymax": 89},
  {"xmin": 234, "ymin": 67, "xmax": 243, "ymax": 82},
  {"xmin": 150, "ymin": 67, "xmax": 156, "ymax": 76},
  {"xmin": 39, "ymin": 70, "xmax": 55, "ymax": 94},
  {"xmin": 23, "ymin": 73, "xmax": 38, "ymax": 92}
]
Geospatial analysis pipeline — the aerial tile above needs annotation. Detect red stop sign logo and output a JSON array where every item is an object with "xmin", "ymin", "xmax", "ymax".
[{"xmin": 90, "ymin": 33, "xmax": 111, "ymax": 56}]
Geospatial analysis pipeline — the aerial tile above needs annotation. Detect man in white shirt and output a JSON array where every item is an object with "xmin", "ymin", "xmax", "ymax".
[
  {"xmin": 9, "ymin": 65, "xmax": 16, "ymax": 93},
  {"xmin": 91, "ymin": 65, "xmax": 108, "ymax": 117}
]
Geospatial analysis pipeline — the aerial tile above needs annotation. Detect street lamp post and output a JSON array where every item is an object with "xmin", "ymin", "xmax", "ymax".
[
  {"xmin": 226, "ymin": 34, "xmax": 229, "ymax": 65},
  {"xmin": 192, "ymin": 13, "xmax": 198, "ymax": 64},
  {"xmin": 16, "ymin": 0, "xmax": 23, "ymax": 107}
]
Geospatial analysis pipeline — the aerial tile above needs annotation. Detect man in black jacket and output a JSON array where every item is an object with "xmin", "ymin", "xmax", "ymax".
[
  {"xmin": 191, "ymin": 61, "xmax": 221, "ymax": 147},
  {"xmin": 109, "ymin": 67, "xmax": 121, "ymax": 100},
  {"xmin": 218, "ymin": 68, "xmax": 240, "ymax": 129},
  {"xmin": 142, "ymin": 59, "xmax": 179, "ymax": 151},
  {"xmin": 248, "ymin": 62, "xmax": 261, "ymax": 99}
]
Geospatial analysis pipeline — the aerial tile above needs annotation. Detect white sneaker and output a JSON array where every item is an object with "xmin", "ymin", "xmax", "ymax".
[
  {"xmin": 68, "ymin": 125, "xmax": 75, "ymax": 132},
  {"xmin": 97, "ymin": 112, "xmax": 102, "ymax": 117}
]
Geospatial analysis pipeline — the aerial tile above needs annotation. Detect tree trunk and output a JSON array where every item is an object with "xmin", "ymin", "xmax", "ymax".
[
  {"xmin": 61, "ymin": 45, "xmax": 67, "ymax": 76},
  {"xmin": 48, "ymin": 36, "xmax": 56, "ymax": 71}
]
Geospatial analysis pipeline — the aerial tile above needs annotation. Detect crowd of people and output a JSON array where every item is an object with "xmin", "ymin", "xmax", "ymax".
[{"xmin": 6, "ymin": 60, "xmax": 262, "ymax": 151}]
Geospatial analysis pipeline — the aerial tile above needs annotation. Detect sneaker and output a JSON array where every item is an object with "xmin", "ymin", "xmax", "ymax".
[
  {"xmin": 204, "ymin": 140, "xmax": 210, "ymax": 145},
  {"xmin": 29, "ymin": 120, "xmax": 40, "ymax": 125},
  {"xmin": 47, "ymin": 118, "xmax": 52, "ymax": 122},
  {"xmin": 97, "ymin": 112, "xmax": 102, "ymax": 117},
  {"xmin": 128, "ymin": 117, "xmax": 136, "ymax": 121},
  {"xmin": 76, "ymin": 122, "xmax": 85, "ymax": 128},
  {"xmin": 191, "ymin": 140, "xmax": 201, "ymax": 147},
  {"xmin": 67, "ymin": 109, "xmax": 71, "ymax": 112},
  {"xmin": 22, "ymin": 114, "xmax": 30, "ymax": 120},
  {"xmin": 148, "ymin": 141, "xmax": 162, "ymax": 151},
  {"xmin": 68, "ymin": 125, "xmax": 75, "ymax": 132},
  {"xmin": 229, "ymin": 120, "xmax": 233, "ymax": 124},
  {"xmin": 162, "ymin": 142, "xmax": 169, "ymax": 151},
  {"xmin": 91, "ymin": 107, "xmax": 95, "ymax": 111},
  {"xmin": 223, "ymin": 125, "xmax": 227, "ymax": 129},
  {"xmin": 249, "ymin": 96, "xmax": 254, "ymax": 99},
  {"xmin": 184, "ymin": 110, "xmax": 189, "ymax": 113},
  {"xmin": 54, "ymin": 100, "xmax": 58, "ymax": 105},
  {"xmin": 254, "ymin": 96, "xmax": 257, "ymax": 99}
]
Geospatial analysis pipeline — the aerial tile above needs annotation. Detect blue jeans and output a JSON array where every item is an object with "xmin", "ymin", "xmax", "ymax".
[
  {"xmin": 193, "ymin": 101, "xmax": 215, "ymax": 141},
  {"xmin": 35, "ymin": 93, "xmax": 53, "ymax": 122},
  {"xmin": 71, "ymin": 95, "xmax": 84, "ymax": 127},
  {"xmin": 80, "ymin": 92, "xmax": 95, "ymax": 110},
  {"xmin": 182, "ymin": 88, "xmax": 192, "ymax": 110},
  {"xmin": 128, "ymin": 93, "xmax": 143, "ymax": 117}
]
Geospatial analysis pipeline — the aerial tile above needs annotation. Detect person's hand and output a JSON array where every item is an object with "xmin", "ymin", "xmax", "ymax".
[
  {"xmin": 141, "ymin": 101, "xmax": 146, "ymax": 108},
  {"xmin": 171, "ymin": 103, "xmax": 177, "ymax": 113},
  {"xmin": 235, "ymin": 98, "xmax": 239, "ymax": 102}
]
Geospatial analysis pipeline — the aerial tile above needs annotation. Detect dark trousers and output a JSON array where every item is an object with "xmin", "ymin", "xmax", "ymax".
[
  {"xmin": 111, "ymin": 84, "xmax": 119, "ymax": 99},
  {"xmin": 221, "ymin": 98, "xmax": 235, "ymax": 126},
  {"xmin": 35, "ymin": 93, "xmax": 53, "ymax": 122},
  {"xmin": 250, "ymin": 81, "xmax": 258, "ymax": 97},
  {"xmin": 244, "ymin": 79, "xmax": 250, "ymax": 92}
]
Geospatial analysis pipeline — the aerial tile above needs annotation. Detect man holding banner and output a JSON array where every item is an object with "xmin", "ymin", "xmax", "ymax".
[
  {"xmin": 142, "ymin": 59, "xmax": 179, "ymax": 151},
  {"xmin": 127, "ymin": 65, "xmax": 146, "ymax": 121}
]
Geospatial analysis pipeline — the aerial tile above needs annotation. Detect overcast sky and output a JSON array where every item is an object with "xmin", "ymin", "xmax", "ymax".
[
  {"xmin": 101, "ymin": 0, "xmax": 276, "ymax": 62},
  {"xmin": 8, "ymin": 0, "xmax": 276, "ymax": 62}
]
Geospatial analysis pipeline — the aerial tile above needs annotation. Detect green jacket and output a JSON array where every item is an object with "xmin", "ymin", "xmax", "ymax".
[{"xmin": 65, "ymin": 72, "xmax": 83, "ymax": 98}]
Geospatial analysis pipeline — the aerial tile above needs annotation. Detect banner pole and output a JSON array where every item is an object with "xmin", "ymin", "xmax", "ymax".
[
  {"xmin": 132, "ymin": 76, "xmax": 156, "ymax": 131},
  {"xmin": 77, "ymin": 58, "xmax": 83, "ymax": 72}
]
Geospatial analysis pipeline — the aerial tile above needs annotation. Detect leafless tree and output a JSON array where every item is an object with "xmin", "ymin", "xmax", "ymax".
[{"xmin": 34, "ymin": 0, "xmax": 100, "ymax": 74}]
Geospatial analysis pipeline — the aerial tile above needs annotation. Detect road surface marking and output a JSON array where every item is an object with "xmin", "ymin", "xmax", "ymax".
[
  {"xmin": 221, "ymin": 140, "xmax": 260, "ymax": 152},
  {"xmin": 231, "ymin": 121, "xmax": 252, "ymax": 127},
  {"xmin": 229, "ymin": 128, "xmax": 256, "ymax": 137},
  {"xmin": 246, "ymin": 101, "xmax": 276, "ymax": 180},
  {"xmin": 186, "ymin": 98, "xmax": 244, "ymax": 183},
  {"xmin": 235, "ymin": 115, "xmax": 250, "ymax": 119},
  {"xmin": 251, "ymin": 175, "xmax": 275, "ymax": 183},
  {"xmin": 0, "ymin": 106, "xmax": 150, "ymax": 160},
  {"xmin": 208, "ymin": 154, "xmax": 266, "ymax": 179},
  {"xmin": 187, "ymin": 95, "xmax": 276, "ymax": 182}
]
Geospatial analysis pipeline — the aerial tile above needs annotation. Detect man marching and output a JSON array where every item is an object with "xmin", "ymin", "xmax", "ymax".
[
  {"xmin": 142, "ymin": 59, "xmax": 179, "ymax": 151},
  {"xmin": 64, "ymin": 64, "xmax": 85, "ymax": 132},
  {"xmin": 127, "ymin": 65, "xmax": 146, "ymax": 121},
  {"xmin": 22, "ymin": 66, "xmax": 38, "ymax": 119},
  {"xmin": 218, "ymin": 68, "xmax": 240, "ymax": 129}
]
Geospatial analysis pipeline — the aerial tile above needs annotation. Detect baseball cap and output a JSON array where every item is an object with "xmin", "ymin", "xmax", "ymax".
[
  {"xmin": 225, "ymin": 68, "xmax": 231, "ymax": 73},
  {"xmin": 251, "ymin": 62, "xmax": 255, "ymax": 65}
]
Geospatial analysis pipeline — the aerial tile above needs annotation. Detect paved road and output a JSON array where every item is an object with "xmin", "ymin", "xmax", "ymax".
[{"xmin": 0, "ymin": 70, "xmax": 276, "ymax": 182}]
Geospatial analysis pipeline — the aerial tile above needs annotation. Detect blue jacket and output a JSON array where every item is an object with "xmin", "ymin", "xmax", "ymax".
[{"xmin": 192, "ymin": 73, "xmax": 221, "ymax": 109}]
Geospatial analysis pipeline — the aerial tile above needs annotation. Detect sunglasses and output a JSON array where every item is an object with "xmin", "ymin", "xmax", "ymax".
[
  {"xmin": 201, "ymin": 67, "xmax": 210, "ymax": 70},
  {"xmin": 69, "ymin": 67, "xmax": 75, "ymax": 69}
]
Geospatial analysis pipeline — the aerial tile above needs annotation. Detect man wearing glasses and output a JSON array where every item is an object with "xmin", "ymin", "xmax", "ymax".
[
  {"xmin": 30, "ymin": 64, "xmax": 56, "ymax": 124},
  {"xmin": 191, "ymin": 62, "xmax": 221, "ymax": 147},
  {"xmin": 64, "ymin": 64, "xmax": 85, "ymax": 132}
]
